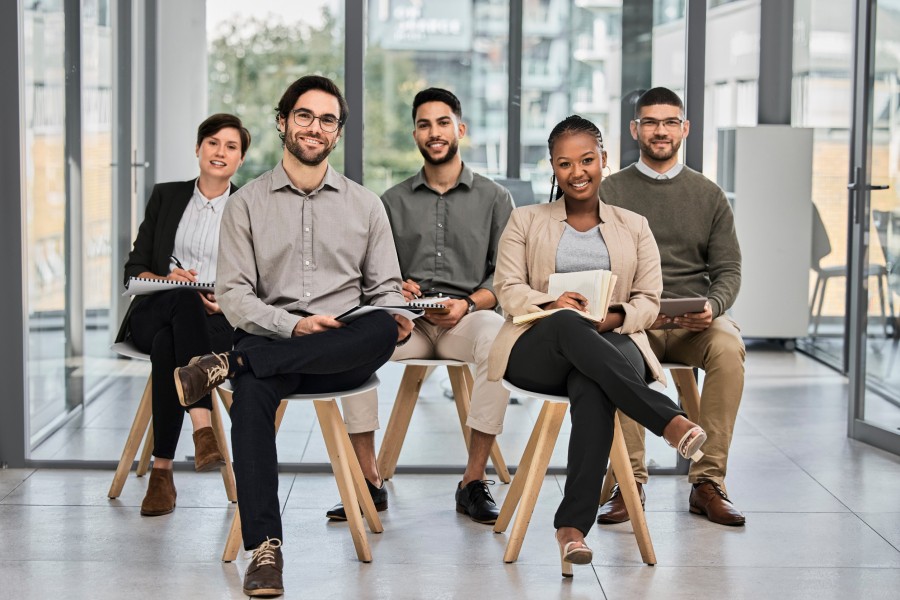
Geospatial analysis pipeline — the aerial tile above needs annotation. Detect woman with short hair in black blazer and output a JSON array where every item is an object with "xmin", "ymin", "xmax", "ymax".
[{"xmin": 115, "ymin": 113, "xmax": 250, "ymax": 516}]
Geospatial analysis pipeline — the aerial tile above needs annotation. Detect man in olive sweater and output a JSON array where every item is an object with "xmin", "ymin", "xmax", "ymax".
[{"xmin": 599, "ymin": 87, "xmax": 746, "ymax": 526}]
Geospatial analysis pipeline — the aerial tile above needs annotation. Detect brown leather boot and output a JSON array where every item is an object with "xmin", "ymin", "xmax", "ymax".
[
  {"xmin": 596, "ymin": 483, "xmax": 645, "ymax": 524},
  {"xmin": 174, "ymin": 352, "xmax": 230, "ymax": 407},
  {"xmin": 192, "ymin": 426, "xmax": 225, "ymax": 472},
  {"xmin": 689, "ymin": 481, "xmax": 746, "ymax": 526},
  {"xmin": 140, "ymin": 468, "xmax": 176, "ymax": 516}
]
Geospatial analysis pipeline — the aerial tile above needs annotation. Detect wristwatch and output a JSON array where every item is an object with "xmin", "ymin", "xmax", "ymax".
[{"xmin": 464, "ymin": 296, "xmax": 477, "ymax": 314}]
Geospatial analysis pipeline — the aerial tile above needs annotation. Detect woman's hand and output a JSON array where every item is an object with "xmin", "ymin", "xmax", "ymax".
[
  {"xmin": 596, "ymin": 312, "xmax": 624, "ymax": 332},
  {"xmin": 167, "ymin": 267, "xmax": 198, "ymax": 283},
  {"xmin": 544, "ymin": 291, "xmax": 589, "ymax": 312},
  {"xmin": 199, "ymin": 292, "xmax": 222, "ymax": 315}
]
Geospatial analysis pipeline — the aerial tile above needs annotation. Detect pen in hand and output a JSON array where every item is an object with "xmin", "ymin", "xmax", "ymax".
[{"xmin": 169, "ymin": 255, "xmax": 198, "ymax": 282}]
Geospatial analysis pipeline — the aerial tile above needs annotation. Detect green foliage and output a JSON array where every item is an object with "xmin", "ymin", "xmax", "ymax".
[{"xmin": 208, "ymin": 7, "xmax": 422, "ymax": 191}]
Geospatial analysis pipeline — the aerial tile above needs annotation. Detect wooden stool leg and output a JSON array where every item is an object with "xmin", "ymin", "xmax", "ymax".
[
  {"xmin": 503, "ymin": 401, "xmax": 567, "ymax": 563},
  {"xmin": 315, "ymin": 399, "xmax": 373, "ymax": 563},
  {"xmin": 376, "ymin": 365, "xmax": 426, "ymax": 480},
  {"xmin": 221, "ymin": 508, "xmax": 243, "ymax": 562},
  {"xmin": 609, "ymin": 414, "xmax": 656, "ymax": 565},
  {"xmin": 448, "ymin": 366, "xmax": 474, "ymax": 449},
  {"xmin": 211, "ymin": 389, "xmax": 237, "ymax": 503},
  {"xmin": 670, "ymin": 368, "xmax": 701, "ymax": 421},
  {"xmin": 136, "ymin": 421, "xmax": 154, "ymax": 476},
  {"xmin": 108, "ymin": 375, "xmax": 153, "ymax": 499},
  {"xmin": 494, "ymin": 401, "xmax": 549, "ymax": 533},
  {"xmin": 327, "ymin": 401, "xmax": 384, "ymax": 534}
]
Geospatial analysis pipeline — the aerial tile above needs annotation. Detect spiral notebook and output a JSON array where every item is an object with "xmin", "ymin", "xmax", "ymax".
[{"xmin": 123, "ymin": 276, "xmax": 215, "ymax": 297}]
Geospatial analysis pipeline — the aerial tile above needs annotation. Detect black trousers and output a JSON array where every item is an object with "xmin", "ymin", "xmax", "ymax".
[
  {"xmin": 505, "ymin": 310, "xmax": 684, "ymax": 536},
  {"xmin": 128, "ymin": 289, "xmax": 233, "ymax": 459},
  {"xmin": 230, "ymin": 311, "xmax": 398, "ymax": 550}
]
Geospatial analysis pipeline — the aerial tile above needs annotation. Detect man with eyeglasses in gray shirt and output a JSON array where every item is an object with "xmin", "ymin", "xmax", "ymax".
[
  {"xmin": 173, "ymin": 75, "xmax": 413, "ymax": 598},
  {"xmin": 326, "ymin": 88, "xmax": 515, "ymax": 526}
]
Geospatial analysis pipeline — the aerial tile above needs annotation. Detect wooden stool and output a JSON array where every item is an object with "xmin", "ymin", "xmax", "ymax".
[
  {"xmin": 599, "ymin": 362, "xmax": 703, "ymax": 504},
  {"xmin": 376, "ymin": 359, "xmax": 511, "ymax": 483},
  {"xmin": 218, "ymin": 376, "xmax": 384, "ymax": 564},
  {"xmin": 493, "ymin": 380, "xmax": 657, "ymax": 566},
  {"xmin": 107, "ymin": 342, "xmax": 236, "ymax": 502}
]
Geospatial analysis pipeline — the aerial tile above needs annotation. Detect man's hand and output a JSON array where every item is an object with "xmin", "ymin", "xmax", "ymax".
[
  {"xmin": 401, "ymin": 279, "xmax": 422, "ymax": 302},
  {"xmin": 648, "ymin": 313, "xmax": 672, "ymax": 330},
  {"xmin": 394, "ymin": 314, "xmax": 414, "ymax": 343},
  {"xmin": 671, "ymin": 302, "xmax": 713, "ymax": 332},
  {"xmin": 199, "ymin": 292, "xmax": 222, "ymax": 315},
  {"xmin": 292, "ymin": 314, "xmax": 344, "ymax": 337},
  {"xmin": 168, "ymin": 268, "xmax": 198, "ymax": 283},
  {"xmin": 544, "ymin": 291, "xmax": 589, "ymax": 312},
  {"xmin": 424, "ymin": 298, "xmax": 468, "ymax": 329}
]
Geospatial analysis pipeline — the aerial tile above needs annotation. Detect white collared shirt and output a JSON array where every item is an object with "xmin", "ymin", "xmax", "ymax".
[
  {"xmin": 635, "ymin": 158, "xmax": 684, "ymax": 180},
  {"xmin": 169, "ymin": 181, "xmax": 231, "ymax": 282}
]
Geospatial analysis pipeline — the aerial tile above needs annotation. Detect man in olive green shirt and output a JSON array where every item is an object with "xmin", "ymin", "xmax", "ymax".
[
  {"xmin": 328, "ymin": 88, "xmax": 515, "ymax": 525},
  {"xmin": 600, "ymin": 87, "xmax": 746, "ymax": 527}
]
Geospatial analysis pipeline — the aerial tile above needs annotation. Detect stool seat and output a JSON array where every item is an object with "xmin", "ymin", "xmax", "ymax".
[
  {"xmin": 494, "ymin": 378, "xmax": 656, "ymax": 567},
  {"xmin": 218, "ymin": 375, "xmax": 384, "ymax": 564},
  {"xmin": 107, "ymin": 341, "xmax": 236, "ymax": 504},
  {"xmin": 217, "ymin": 376, "xmax": 380, "ymax": 401},
  {"xmin": 393, "ymin": 358, "xmax": 468, "ymax": 367}
]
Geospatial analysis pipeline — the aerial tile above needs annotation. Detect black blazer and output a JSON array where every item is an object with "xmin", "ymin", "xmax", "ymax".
[{"xmin": 115, "ymin": 179, "xmax": 238, "ymax": 342}]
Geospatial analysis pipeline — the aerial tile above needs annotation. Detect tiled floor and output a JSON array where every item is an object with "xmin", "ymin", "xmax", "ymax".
[{"xmin": 4, "ymin": 346, "xmax": 900, "ymax": 598}]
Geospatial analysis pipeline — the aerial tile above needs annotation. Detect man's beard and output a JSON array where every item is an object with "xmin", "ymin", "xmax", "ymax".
[
  {"xmin": 639, "ymin": 135, "xmax": 682, "ymax": 162},
  {"xmin": 418, "ymin": 138, "xmax": 459, "ymax": 165},
  {"xmin": 286, "ymin": 131, "xmax": 335, "ymax": 166}
]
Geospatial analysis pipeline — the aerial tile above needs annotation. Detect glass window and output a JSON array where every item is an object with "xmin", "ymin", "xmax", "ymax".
[
  {"xmin": 364, "ymin": 0, "xmax": 509, "ymax": 196},
  {"xmin": 793, "ymin": 0, "xmax": 854, "ymax": 367},
  {"xmin": 207, "ymin": 1, "xmax": 345, "ymax": 186},
  {"xmin": 23, "ymin": 0, "xmax": 69, "ymax": 443}
]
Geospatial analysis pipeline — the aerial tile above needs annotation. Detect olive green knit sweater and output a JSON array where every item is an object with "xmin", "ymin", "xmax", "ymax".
[{"xmin": 600, "ymin": 164, "xmax": 741, "ymax": 319}]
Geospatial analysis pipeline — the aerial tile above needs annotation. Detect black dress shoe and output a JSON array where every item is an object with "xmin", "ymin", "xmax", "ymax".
[
  {"xmin": 596, "ymin": 483, "xmax": 645, "ymax": 525},
  {"xmin": 325, "ymin": 479, "xmax": 388, "ymax": 521},
  {"xmin": 243, "ymin": 538, "xmax": 284, "ymax": 597},
  {"xmin": 455, "ymin": 479, "xmax": 500, "ymax": 524}
]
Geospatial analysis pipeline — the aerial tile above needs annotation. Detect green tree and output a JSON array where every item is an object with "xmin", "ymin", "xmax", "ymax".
[{"xmin": 208, "ymin": 7, "xmax": 422, "ymax": 190}]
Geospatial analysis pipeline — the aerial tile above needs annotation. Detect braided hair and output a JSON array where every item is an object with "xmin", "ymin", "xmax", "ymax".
[{"xmin": 546, "ymin": 115, "xmax": 604, "ymax": 202}]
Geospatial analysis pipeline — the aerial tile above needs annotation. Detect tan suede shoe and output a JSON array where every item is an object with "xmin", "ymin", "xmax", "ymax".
[
  {"xmin": 192, "ymin": 426, "xmax": 225, "ymax": 472},
  {"xmin": 140, "ymin": 468, "xmax": 176, "ymax": 516}
]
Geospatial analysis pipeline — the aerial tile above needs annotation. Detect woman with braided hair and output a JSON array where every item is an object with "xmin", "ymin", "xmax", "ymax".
[{"xmin": 487, "ymin": 115, "xmax": 706, "ymax": 577}]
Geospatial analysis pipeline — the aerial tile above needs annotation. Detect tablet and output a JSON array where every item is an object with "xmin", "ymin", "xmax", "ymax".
[{"xmin": 659, "ymin": 297, "xmax": 708, "ymax": 317}]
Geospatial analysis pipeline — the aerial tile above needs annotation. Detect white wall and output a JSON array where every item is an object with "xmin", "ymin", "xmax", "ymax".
[{"xmin": 156, "ymin": 0, "xmax": 207, "ymax": 182}]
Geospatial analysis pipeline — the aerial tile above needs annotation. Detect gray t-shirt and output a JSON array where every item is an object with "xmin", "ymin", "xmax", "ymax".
[{"xmin": 555, "ymin": 223, "xmax": 611, "ymax": 273}]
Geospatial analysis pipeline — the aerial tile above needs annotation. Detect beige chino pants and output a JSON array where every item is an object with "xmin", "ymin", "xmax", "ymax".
[
  {"xmin": 618, "ymin": 315, "xmax": 745, "ymax": 489},
  {"xmin": 341, "ymin": 310, "xmax": 511, "ymax": 436}
]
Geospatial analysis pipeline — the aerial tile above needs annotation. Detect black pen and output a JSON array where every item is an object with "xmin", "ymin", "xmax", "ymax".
[{"xmin": 170, "ymin": 255, "xmax": 186, "ymax": 271}]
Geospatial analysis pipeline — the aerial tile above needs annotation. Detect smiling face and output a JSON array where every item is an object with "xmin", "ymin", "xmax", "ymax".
[
  {"xmin": 631, "ymin": 103, "xmax": 689, "ymax": 165},
  {"xmin": 196, "ymin": 126, "xmax": 243, "ymax": 181},
  {"xmin": 550, "ymin": 131, "xmax": 607, "ymax": 203},
  {"xmin": 280, "ymin": 89, "xmax": 342, "ymax": 167},
  {"xmin": 413, "ymin": 101, "xmax": 466, "ymax": 166}
]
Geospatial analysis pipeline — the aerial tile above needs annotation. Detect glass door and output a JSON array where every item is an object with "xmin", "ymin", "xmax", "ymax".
[{"xmin": 847, "ymin": 0, "xmax": 900, "ymax": 454}]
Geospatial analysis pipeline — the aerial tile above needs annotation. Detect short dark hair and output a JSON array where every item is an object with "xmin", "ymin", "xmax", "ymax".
[
  {"xmin": 196, "ymin": 113, "xmax": 251, "ymax": 157},
  {"xmin": 634, "ymin": 87, "xmax": 685, "ymax": 118},
  {"xmin": 274, "ymin": 75, "xmax": 349, "ymax": 142},
  {"xmin": 411, "ymin": 87, "xmax": 462, "ymax": 122}
]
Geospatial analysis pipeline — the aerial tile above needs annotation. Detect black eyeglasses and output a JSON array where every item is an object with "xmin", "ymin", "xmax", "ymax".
[
  {"xmin": 634, "ymin": 117, "xmax": 684, "ymax": 131},
  {"xmin": 291, "ymin": 109, "xmax": 342, "ymax": 133}
]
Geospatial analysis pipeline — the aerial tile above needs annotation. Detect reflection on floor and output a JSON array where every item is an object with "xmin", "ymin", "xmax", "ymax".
[{"xmin": 5, "ymin": 345, "xmax": 900, "ymax": 598}]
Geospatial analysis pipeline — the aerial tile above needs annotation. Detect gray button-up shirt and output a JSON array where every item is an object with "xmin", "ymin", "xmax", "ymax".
[
  {"xmin": 217, "ymin": 161, "xmax": 405, "ymax": 338},
  {"xmin": 382, "ymin": 164, "xmax": 514, "ymax": 299}
]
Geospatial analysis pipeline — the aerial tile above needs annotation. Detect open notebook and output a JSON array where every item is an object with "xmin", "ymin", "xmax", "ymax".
[
  {"xmin": 513, "ymin": 269, "xmax": 618, "ymax": 325},
  {"xmin": 123, "ymin": 276, "xmax": 215, "ymax": 297}
]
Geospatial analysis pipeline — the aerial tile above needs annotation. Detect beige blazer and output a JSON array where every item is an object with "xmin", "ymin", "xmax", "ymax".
[{"xmin": 487, "ymin": 198, "xmax": 665, "ymax": 385}]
